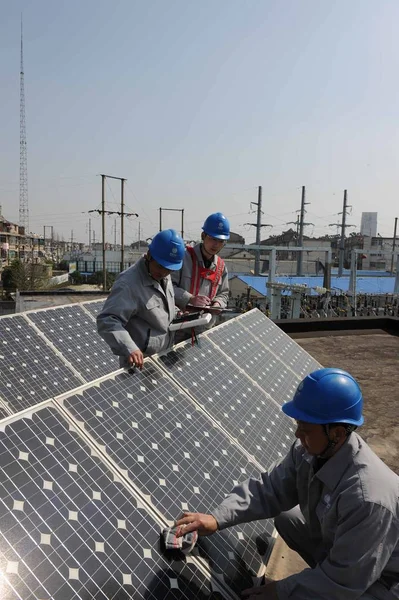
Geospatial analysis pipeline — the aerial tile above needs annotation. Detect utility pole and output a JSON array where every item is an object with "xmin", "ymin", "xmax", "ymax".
[
  {"xmin": 391, "ymin": 217, "xmax": 398, "ymax": 274},
  {"xmin": 138, "ymin": 222, "xmax": 141, "ymax": 253},
  {"xmin": 114, "ymin": 218, "xmax": 117, "ymax": 248},
  {"xmin": 88, "ymin": 218, "xmax": 91, "ymax": 252},
  {"xmin": 90, "ymin": 174, "xmax": 137, "ymax": 288},
  {"xmin": 339, "ymin": 190, "xmax": 348, "ymax": 277},
  {"xmin": 43, "ymin": 225, "xmax": 54, "ymax": 259},
  {"xmin": 297, "ymin": 186, "xmax": 314, "ymax": 276},
  {"xmin": 245, "ymin": 186, "xmax": 272, "ymax": 276},
  {"xmin": 120, "ymin": 178, "xmax": 126, "ymax": 272},
  {"xmin": 329, "ymin": 190, "xmax": 355, "ymax": 276},
  {"xmin": 159, "ymin": 207, "xmax": 184, "ymax": 238},
  {"xmin": 101, "ymin": 174, "xmax": 106, "ymax": 289},
  {"xmin": 70, "ymin": 230, "xmax": 74, "ymax": 255},
  {"xmin": 286, "ymin": 215, "xmax": 300, "ymax": 240}
]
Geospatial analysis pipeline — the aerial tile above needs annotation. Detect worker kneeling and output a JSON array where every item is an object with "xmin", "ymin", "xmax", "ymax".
[{"xmin": 176, "ymin": 368, "xmax": 399, "ymax": 599}]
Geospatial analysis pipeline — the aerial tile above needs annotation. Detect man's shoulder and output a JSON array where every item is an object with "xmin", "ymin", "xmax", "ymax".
[
  {"xmin": 116, "ymin": 260, "xmax": 143, "ymax": 283},
  {"xmin": 347, "ymin": 434, "xmax": 399, "ymax": 511}
]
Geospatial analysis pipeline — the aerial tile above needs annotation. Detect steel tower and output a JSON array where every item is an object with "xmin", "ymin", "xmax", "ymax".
[{"xmin": 19, "ymin": 16, "xmax": 29, "ymax": 233}]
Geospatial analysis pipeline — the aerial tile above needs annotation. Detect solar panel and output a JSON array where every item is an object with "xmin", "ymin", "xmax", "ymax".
[
  {"xmin": 155, "ymin": 339, "xmax": 294, "ymax": 468},
  {"xmin": 207, "ymin": 320, "xmax": 301, "ymax": 406},
  {"xmin": 58, "ymin": 365, "xmax": 273, "ymax": 594},
  {"xmin": 81, "ymin": 299, "xmax": 106, "ymax": 320},
  {"xmin": 0, "ymin": 315, "xmax": 83, "ymax": 414},
  {"xmin": 0, "ymin": 405, "xmax": 227, "ymax": 599},
  {"xmin": 26, "ymin": 305, "xmax": 119, "ymax": 380},
  {"xmin": 237, "ymin": 310, "xmax": 321, "ymax": 377}
]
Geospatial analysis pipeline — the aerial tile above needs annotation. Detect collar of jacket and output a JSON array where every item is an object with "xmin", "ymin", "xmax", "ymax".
[
  {"xmin": 137, "ymin": 255, "xmax": 169, "ymax": 289},
  {"xmin": 311, "ymin": 433, "xmax": 361, "ymax": 491}
]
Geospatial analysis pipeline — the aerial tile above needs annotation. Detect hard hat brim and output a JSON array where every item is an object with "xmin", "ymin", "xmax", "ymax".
[
  {"xmin": 202, "ymin": 229, "xmax": 230, "ymax": 240},
  {"xmin": 153, "ymin": 257, "xmax": 183, "ymax": 271},
  {"xmin": 281, "ymin": 400, "xmax": 364, "ymax": 426}
]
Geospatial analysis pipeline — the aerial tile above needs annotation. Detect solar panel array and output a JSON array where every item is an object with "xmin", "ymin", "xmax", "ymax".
[
  {"xmin": 0, "ymin": 315, "xmax": 83, "ymax": 414},
  {"xmin": 0, "ymin": 305, "xmax": 321, "ymax": 599},
  {"xmin": 155, "ymin": 339, "xmax": 294, "ymax": 467},
  {"xmin": 0, "ymin": 405, "xmax": 225, "ymax": 599},
  {"xmin": 26, "ymin": 304, "xmax": 119, "ymax": 380}
]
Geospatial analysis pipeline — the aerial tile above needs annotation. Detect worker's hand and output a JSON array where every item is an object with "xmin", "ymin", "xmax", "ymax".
[
  {"xmin": 211, "ymin": 300, "xmax": 221, "ymax": 308},
  {"xmin": 175, "ymin": 512, "xmax": 218, "ymax": 537},
  {"xmin": 128, "ymin": 349, "xmax": 144, "ymax": 370},
  {"xmin": 242, "ymin": 579, "xmax": 279, "ymax": 600},
  {"xmin": 190, "ymin": 295, "xmax": 211, "ymax": 308}
]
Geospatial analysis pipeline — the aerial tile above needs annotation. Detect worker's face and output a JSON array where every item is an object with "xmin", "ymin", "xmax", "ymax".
[
  {"xmin": 202, "ymin": 234, "xmax": 225, "ymax": 256},
  {"xmin": 294, "ymin": 420, "xmax": 330, "ymax": 455},
  {"xmin": 147, "ymin": 257, "xmax": 172, "ymax": 281}
]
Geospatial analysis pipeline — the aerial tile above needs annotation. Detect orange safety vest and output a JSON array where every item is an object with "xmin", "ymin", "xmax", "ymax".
[{"xmin": 187, "ymin": 246, "xmax": 225, "ymax": 301}]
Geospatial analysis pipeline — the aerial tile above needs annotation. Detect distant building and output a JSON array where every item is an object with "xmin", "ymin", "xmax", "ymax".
[
  {"xmin": 0, "ymin": 210, "xmax": 43, "ymax": 263},
  {"xmin": 361, "ymin": 212, "xmax": 378, "ymax": 238}
]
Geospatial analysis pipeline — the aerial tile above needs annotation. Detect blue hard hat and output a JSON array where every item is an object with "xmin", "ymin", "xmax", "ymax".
[
  {"xmin": 202, "ymin": 212, "xmax": 230, "ymax": 240},
  {"xmin": 148, "ymin": 229, "xmax": 184, "ymax": 271},
  {"xmin": 282, "ymin": 368, "xmax": 364, "ymax": 426}
]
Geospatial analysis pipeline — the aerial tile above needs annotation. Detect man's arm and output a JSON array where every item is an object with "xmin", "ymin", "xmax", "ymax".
[
  {"xmin": 97, "ymin": 281, "xmax": 139, "ymax": 357},
  {"xmin": 211, "ymin": 444, "xmax": 299, "ymax": 529},
  {"xmin": 212, "ymin": 263, "xmax": 229, "ymax": 308},
  {"xmin": 276, "ymin": 502, "xmax": 399, "ymax": 600},
  {"xmin": 177, "ymin": 444, "xmax": 299, "ymax": 536},
  {"xmin": 171, "ymin": 256, "xmax": 193, "ymax": 310}
]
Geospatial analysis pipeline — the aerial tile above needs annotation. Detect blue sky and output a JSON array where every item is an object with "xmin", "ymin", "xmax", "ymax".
[{"xmin": 1, "ymin": 0, "xmax": 399, "ymax": 245}]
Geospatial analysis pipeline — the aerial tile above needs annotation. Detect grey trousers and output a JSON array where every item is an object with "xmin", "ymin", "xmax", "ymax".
[{"xmin": 274, "ymin": 507, "xmax": 396, "ymax": 600}]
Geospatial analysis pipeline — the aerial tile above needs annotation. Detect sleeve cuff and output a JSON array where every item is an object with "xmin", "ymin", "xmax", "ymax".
[{"xmin": 210, "ymin": 506, "xmax": 233, "ymax": 531}]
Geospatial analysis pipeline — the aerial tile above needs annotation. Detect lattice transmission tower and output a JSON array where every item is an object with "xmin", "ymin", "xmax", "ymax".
[{"xmin": 19, "ymin": 16, "xmax": 29, "ymax": 233}]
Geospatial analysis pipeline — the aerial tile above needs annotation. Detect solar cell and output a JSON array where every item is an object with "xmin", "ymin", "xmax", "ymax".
[
  {"xmin": 26, "ymin": 305, "xmax": 119, "ymax": 380},
  {"xmin": 0, "ymin": 405, "xmax": 227, "ymax": 600},
  {"xmin": 207, "ymin": 320, "xmax": 301, "ymax": 406},
  {"xmin": 155, "ymin": 339, "xmax": 295, "ymax": 467},
  {"xmin": 58, "ymin": 365, "xmax": 273, "ymax": 594},
  {"xmin": 81, "ymin": 299, "xmax": 106, "ymax": 320},
  {"xmin": 237, "ymin": 310, "xmax": 321, "ymax": 377},
  {"xmin": 0, "ymin": 315, "xmax": 83, "ymax": 413}
]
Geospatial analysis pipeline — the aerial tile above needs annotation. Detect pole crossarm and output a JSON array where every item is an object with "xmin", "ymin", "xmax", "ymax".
[{"xmin": 88, "ymin": 210, "xmax": 138, "ymax": 217}]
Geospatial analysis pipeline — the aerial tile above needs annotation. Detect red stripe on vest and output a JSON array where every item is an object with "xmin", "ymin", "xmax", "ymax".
[{"xmin": 187, "ymin": 246, "xmax": 224, "ymax": 301}]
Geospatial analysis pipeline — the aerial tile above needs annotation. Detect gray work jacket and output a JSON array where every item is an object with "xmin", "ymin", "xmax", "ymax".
[
  {"xmin": 171, "ymin": 243, "xmax": 229, "ymax": 309},
  {"xmin": 97, "ymin": 257, "xmax": 178, "ymax": 364},
  {"xmin": 212, "ymin": 434, "xmax": 399, "ymax": 599}
]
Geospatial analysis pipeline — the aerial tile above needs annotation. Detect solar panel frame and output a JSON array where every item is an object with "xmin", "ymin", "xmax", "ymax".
[
  {"xmin": 25, "ymin": 304, "xmax": 119, "ymax": 381},
  {"xmin": 0, "ymin": 402, "xmax": 232, "ymax": 600},
  {"xmin": 0, "ymin": 314, "xmax": 84, "ymax": 414},
  {"xmin": 55, "ymin": 365, "xmax": 274, "ymax": 595}
]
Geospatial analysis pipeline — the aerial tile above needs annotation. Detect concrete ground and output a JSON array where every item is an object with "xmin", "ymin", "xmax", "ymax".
[{"xmin": 265, "ymin": 331, "xmax": 399, "ymax": 581}]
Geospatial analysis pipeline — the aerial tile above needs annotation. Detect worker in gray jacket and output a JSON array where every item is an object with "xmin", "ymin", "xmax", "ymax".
[
  {"xmin": 97, "ymin": 229, "xmax": 185, "ymax": 369},
  {"xmin": 176, "ymin": 368, "xmax": 399, "ymax": 599}
]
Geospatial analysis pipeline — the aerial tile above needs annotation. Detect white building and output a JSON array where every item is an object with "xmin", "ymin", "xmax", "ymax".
[{"xmin": 361, "ymin": 213, "xmax": 378, "ymax": 238}]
